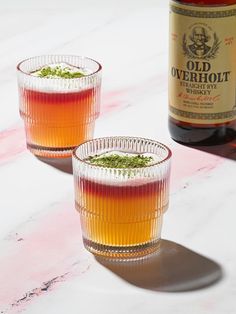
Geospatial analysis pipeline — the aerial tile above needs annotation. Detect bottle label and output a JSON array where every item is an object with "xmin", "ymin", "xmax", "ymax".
[{"xmin": 169, "ymin": 1, "xmax": 236, "ymax": 124}]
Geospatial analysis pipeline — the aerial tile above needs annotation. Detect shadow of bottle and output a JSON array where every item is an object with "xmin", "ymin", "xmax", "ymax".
[
  {"xmin": 95, "ymin": 239, "xmax": 223, "ymax": 292},
  {"xmin": 36, "ymin": 156, "xmax": 73, "ymax": 174},
  {"xmin": 188, "ymin": 138, "xmax": 236, "ymax": 161}
]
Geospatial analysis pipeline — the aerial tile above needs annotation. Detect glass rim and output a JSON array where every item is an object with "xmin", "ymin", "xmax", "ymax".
[
  {"xmin": 16, "ymin": 54, "xmax": 102, "ymax": 79},
  {"xmin": 73, "ymin": 136, "xmax": 172, "ymax": 170}
]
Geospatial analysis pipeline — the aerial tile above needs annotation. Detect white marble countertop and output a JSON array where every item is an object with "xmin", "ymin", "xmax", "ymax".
[{"xmin": 0, "ymin": 1, "xmax": 236, "ymax": 313}]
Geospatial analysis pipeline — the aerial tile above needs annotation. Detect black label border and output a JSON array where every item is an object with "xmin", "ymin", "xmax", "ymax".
[{"xmin": 170, "ymin": 4, "xmax": 236, "ymax": 18}]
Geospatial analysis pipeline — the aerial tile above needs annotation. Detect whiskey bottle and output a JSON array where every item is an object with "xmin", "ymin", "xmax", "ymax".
[{"xmin": 169, "ymin": 0, "xmax": 236, "ymax": 145}]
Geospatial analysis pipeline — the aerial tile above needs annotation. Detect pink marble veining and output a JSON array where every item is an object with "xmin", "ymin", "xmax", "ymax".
[
  {"xmin": 170, "ymin": 143, "xmax": 223, "ymax": 190},
  {"xmin": 0, "ymin": 125, "xmax": 26, "ymax": 166},
  {"xmin": 100, "ymin": 73, "xmax": 168, "ymax": 116},
  {"xmin": 100, "ymin": 90, "xmax": 129, "ymax": 115},
  {"xmin": 0, "ymin": 201, "xmax": 91, "ymax": 312},
  {"xmin": 6, "ymin": 273, "xmax": 71, "ymax": 314}
]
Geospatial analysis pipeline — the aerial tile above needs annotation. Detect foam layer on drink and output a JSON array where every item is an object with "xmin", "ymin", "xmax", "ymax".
[
  {"xmin": 20, "ymin": 63, "xmax": 98, "ymax": 93},
  {"xmin": 87, "ymin": 151, "xmax": 161, "ymax": 166},
  {"xmin": 79, "ymin": 151, "xmax": 164, "ymax": 186},
  {"xmin": 31, "ymin": 63, "xmax": 91, "ymax": 78}
]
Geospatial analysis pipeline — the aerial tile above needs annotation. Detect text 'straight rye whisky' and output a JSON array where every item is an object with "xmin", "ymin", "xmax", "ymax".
[{"xmin": 169, "ymin": 0, "xmax": 236, "ymax": 144}]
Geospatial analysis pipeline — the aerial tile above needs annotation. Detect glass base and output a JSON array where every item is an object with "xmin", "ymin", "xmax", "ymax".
[
  {"xmin": 83, "ymin": 238, "xmax": 161, "ymax": 261},
  {"xmin": 27, "ymin": 143, "xmax": 76, "ymax": 158}
]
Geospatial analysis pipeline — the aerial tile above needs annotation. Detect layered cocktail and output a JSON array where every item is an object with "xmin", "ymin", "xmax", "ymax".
[
  {"xmin": 73, "ymin": 137, "xmax": 171, "ymax": 260},
  {"xmin": 17, "ymin": 55, "xmax": 101, "ymax": 158}
]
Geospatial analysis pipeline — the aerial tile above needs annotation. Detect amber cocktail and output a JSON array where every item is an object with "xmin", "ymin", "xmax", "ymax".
[
  {"xmin": 72, "ymin": 137, "xmax": 171, "ymax": 260},
  {"xmin": 17, "ymin": 55, "xmax": 101, "ymax": 158}
]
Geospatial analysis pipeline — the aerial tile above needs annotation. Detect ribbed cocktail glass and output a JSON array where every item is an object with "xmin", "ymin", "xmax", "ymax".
[
  {"xmin": 17, "ymin": 55, "xmax": 102, "ymax": 158},
  {"xmin": 73, "ymin": 136, "xmax": 171, "ymax": 260}
]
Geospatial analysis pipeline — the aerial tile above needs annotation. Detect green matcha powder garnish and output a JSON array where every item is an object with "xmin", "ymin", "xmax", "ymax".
[
  {"xmin": 36, "ymin": 66, "xmax": 85, "ymax": 79},
  {"xmin": 87, "ymin": 154, "xmax": 153, "ymax": 169}
]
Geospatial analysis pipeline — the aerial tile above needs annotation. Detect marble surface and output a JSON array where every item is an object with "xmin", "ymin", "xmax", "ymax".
[{"xmin": 0, "ymin": 1, "xmax": 236, "ymax": 313}]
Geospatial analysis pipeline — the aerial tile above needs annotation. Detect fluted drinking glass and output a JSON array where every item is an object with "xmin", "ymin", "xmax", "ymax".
[
  {"xmin": 72, "ymin": 136, "xmax": 172, "ymax": 260},
  {"xmin": 17, "ymin": 55, "xmax": 102, "ymax": 158}
]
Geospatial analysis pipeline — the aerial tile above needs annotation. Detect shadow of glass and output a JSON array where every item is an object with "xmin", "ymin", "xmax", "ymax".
[
  {"xmin": 189, "ymin": 139, "xmax": 236, "ymax": 161},
  {"xmin": 36, "ymin": 156, "xmax": 73, "ymax": 174},
  {"xmin": 96, "ymin": 239, "xmax": 223, "ymax": 292}
]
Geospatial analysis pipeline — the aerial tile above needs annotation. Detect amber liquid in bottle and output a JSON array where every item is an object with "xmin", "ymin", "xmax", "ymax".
[{"xmin": 169, "ymin": 0, "xmax": 236, "ymax": 145}]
